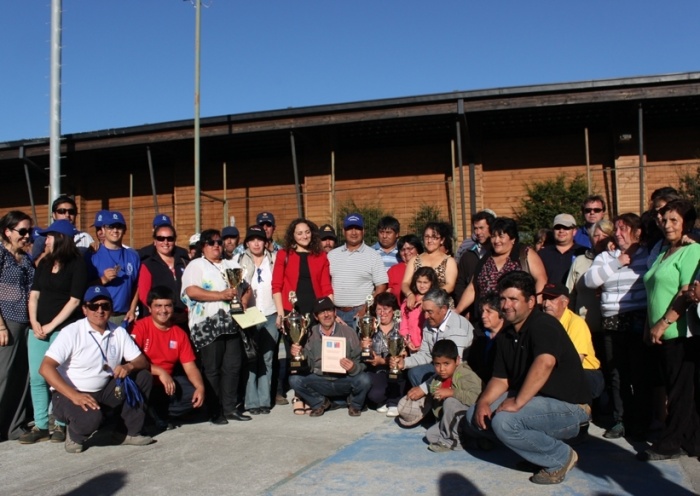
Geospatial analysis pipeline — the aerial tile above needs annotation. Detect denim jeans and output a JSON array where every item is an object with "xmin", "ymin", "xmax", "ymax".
[
  {"xmin": 335, "ymin": 306, "xmax": 361, "ymax": 331},
  {"xmin": 407, "ymin": 363, "xmax": 435, "ymax": 387},
  {"xmin": 245, "ymin": 313, "xmax": 279, "ymax": 409},
  {"xmin": 464, "ymin": 392, "xmax": 590, "ymax": 471},
  {"xmin": 289, "ymin": 372, "xmax": 371, "ymax": 410}
]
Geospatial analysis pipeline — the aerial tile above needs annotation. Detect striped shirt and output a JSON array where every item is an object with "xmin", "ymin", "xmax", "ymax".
[
  {"xmin": 371, "ymin": 241, "xmax": 399, "ymax": 270},
  {"xmin": 583, "ymin": 246, "xmax": 649, "ymax": 317},
  {"xmin": 328, "ymin": 243, "xmax": 388, "ymax": 307}
]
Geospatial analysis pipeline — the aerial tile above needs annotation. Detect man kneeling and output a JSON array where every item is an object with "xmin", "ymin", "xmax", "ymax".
[
  {"xmin": 40, "ymin": 286, "xmax": 153, "ymax": 453},
  {"xmin": 131, "ymin": 286, "xmax": 205, "ymax": 429},
  {"xmin": 288, "ymin": 297, "xmax": 371, "ymax": 417}
]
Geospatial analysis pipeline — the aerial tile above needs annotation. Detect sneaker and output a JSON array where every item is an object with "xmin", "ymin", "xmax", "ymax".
[
  {"xmin": 19, "ymin": 426, "xmax": 50, "ymax": 444},
  {"xmin": 603, "ymin": 422, "xmax": 625, "ymax": 439},
  {"xmin": 386, "ymin": 407, "xmax": 399, "ymax": 418},
  {"xmin": 51, "ymin": 425, "xmax": 66, "ymax": 443},
  {"xmin": 376, "ymin": 404, "xmax": 388, "ymax": 413},
  {"xmin": 119, "ymin": 434, "xmax": 155, "ymax": 446},
  {"xmin": 65, "ymin": 435, "xmax": 84, "ymax": 454},
  {"xmin": 428, "ymin": 442, "xmax": 453, "ymax": 453},
  {"xmin": 530, "ymin": 449, "xmax": 578, "ymax": 484}
]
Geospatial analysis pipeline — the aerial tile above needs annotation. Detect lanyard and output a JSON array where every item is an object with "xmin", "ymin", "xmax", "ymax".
[{"xmin": 88, "ymin": 330, "xmax": 112, "ymax": 373}]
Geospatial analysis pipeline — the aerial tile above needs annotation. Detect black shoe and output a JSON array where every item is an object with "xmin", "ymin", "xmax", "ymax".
[
  {"xmin": 260, "ymin": 407, "xmax": 271, "ymax": 414},
  {"xmin": 211, "ymin": 414, "xmax": 229, "ymax": 425},
  {"xmin": 248, "ymin": 408, "xmax": 261, "ymax": 415},
  {"xmin": 225, "ymin": 411, "xmax": 252, "ymax": 422},
  {"xmin": 637, "ymin": 448, "xmax": 685, "ymax": 461}
]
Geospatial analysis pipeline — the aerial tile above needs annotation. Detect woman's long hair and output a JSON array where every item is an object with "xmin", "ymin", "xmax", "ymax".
[
  {"xmin": 283, "ymin": 218, "xmax": 322, "ymax": 255},
  {"xmin": 41, "ymin": 232, "xmax": 80, "ymax": 270}
]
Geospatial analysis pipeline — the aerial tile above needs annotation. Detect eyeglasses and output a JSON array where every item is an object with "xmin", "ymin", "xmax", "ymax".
[
  {"xmin": 205, "ymin": 239, "xmax": 223, "ymax": 246},
  {"xmin": 423, "ymin": 235, "xmax": 441, "ymax": 241},
  {"xmin": 583, "ymin": 208, "xmax": 603, "ymax": 214},
  {"xmin": 400, "ymin": 245, "xmax": 417, "ymax": 252},
  {"xmin": 105, "ymin": 224, "xmax": 126, "ymax": 231},
  {"xmin": 256, "ymin": 267, "xmax": 263, "ymax": 283},
  {"xmin": 155, "ymin": 236, "xmax": 175, "ymax": 242},
  {"xmin": 85, "ymin": 302, "xmax": 112, "ymax": 312},
  {"xmin": 12, "ymin": 228, "xmax": 31, "ymax": 237},
  {"xmin": 553, "ymin": 225, "xmax": 575, "ymax": 231},
  {"xmin": 55, "ymin": 208, "xmax": 77, "ymax": 216}
]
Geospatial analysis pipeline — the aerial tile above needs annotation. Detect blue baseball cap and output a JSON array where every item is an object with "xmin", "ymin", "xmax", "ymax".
[
  {"xmin": 221, "ymin": 226, "xmax": 240, "ymax": 238},
  {"xmin": 84, "ymin": 285, "xmax": 113, "ymax": 303},
  {"xmin": 256, "ymin": 211, "xmax": 275, "ymax": 226},
  {"xmin": 106, "ymin": 211, "xmax": 126, "ymax": 226},
  {"xmin": 343, "ymin": 213, "xmax": 364, "ymax": 230},
  {"xmin": 153, "ymin": 214, "xmax": 172, "ymax": 228},
  {"xmin": 92, "ymin": 210, "xmax": 110, "ymax": 228},
  {"xmin": 37, "ymin": 219, "xmax": 78, "ymax": 238}
]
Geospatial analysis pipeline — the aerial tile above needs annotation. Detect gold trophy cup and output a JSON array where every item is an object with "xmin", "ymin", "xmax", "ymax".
[
  {"xmin": 285, "ymin": 291, "xmax": 310, "ymax": 374},
  {"xmin": 225, "ymin": 268, "xmax": 244, "ymax": 314},
  {"xmin": 387, "ymin": 309, "xmax": 404, "ymax": 381},
  {"xmin": 357, "ymin": 294, "xmax": 377, "ymax": 362}
]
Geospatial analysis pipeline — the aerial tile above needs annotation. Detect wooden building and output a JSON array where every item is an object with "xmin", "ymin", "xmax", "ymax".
[{"xmin": 1, "ymin": 71, "xmax": 699, "ymax": 249}]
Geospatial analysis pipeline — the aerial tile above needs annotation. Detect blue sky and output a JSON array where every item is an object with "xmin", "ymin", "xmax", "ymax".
[{"xmin": 2, "ymin": 1, "xmax": 699, "ymax": 142}]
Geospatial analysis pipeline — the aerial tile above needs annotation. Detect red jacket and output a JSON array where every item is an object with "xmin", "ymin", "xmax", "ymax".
[{"xmin": 272, "ymin": 249, "xmax": 333, "ymax": 311}]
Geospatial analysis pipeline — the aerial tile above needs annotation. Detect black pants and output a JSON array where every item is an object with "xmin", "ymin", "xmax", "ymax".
[
  {"xmin": 52, "ymin": 369, "xmax": 152, "ymax": 444},
  {"xmin": 150, "ymin": 374, "xmax": 197, "ymax": 419},
  {"xmin": 652, "ymin": 337, "xmax": 700, "ymax": 455},
  {"xmin": 200, "ymin": 333, "xmax": 242, "ymax": 416}
]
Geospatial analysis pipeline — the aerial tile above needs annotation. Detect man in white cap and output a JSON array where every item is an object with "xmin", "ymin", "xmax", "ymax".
[{"xmin": 538, "ymin": 213, "xmax": 585, "ymax": 285}]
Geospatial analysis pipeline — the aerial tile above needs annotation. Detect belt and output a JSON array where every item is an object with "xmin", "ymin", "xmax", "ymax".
[{"xmin": 335, "ymin": 305, "xmax": 362, "ymax": 312}]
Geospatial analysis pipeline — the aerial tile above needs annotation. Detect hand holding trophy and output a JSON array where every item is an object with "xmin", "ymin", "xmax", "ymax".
[
  {"xmin": 357, "ymin": 294, "xmax": 377, "ymax": 362},
  {"xmin": 224, "ymin": 268, "xmax": 244, "ymax": 314},
  {"xmin": 387, "ymin": 309, "xmax": 404, "ymax": 381},
  {"xmin": 285, "ymin": 291, "xmax": 311, "ymax": 375}
]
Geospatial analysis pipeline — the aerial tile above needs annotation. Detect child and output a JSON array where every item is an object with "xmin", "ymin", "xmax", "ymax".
[
  {"xmin": 400, "ymin": 267, "xmax": 439, "ymax": 352},
  {"xmin": 402, "ymin": 339, "xmax": 482, "ymax": 452}
]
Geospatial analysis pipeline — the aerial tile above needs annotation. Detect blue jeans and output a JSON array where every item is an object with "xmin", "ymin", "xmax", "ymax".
[
  {"xmin": 245, "ymin": 313, "xmax": 279, "ymax": 409},
  {"xmin": 464, "ymin": 392, "xmax": 590, "ymax": 471},
  {"xmin": 289, "ymin": 372, "xmax": 371, "ymax": 410},
  {"xmin": 335, "ymin": 306, "xmax": 362, "ymax": 331},
  {"xmin": 407, "ymin": 363, "xmax": 435, "ymax": 387}
]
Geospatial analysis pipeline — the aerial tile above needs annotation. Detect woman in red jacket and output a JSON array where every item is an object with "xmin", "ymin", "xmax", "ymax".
[{"xmin": 272, "ymin": 219, "xmax": 333, "ymax": 324}]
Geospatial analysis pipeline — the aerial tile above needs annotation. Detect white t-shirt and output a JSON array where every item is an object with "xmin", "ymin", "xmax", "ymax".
[
  {"xmin": 251, "ymin": 259, "xmax": 276, "ymax": 316},
  {"xmin": 45, "ymin": 318, "xmax": 142, "ymax": 393}
]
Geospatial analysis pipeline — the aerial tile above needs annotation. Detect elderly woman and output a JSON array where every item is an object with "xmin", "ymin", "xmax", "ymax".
[
  {"xmin": 466, "ymin": 292, "xmax": 505, "ymax": 384},
  {"xmin": 641, "ymin": 200, "xmax": 700, "ymax": 461},
  {"xmin": 583, "ymin": 213, "xmax": 650, "ymax": 440},
  {"xmin": 138, "ymin": 223, "xmax": 189, "ymax": 326},
  {"xmin": 0, "ymin": 211, "xmax": 35, "ymax": 441},
  {"xmin": 402, "ymin": 223, "xmax": 458, "ymax": 310},
  {"xmin": 387, "ymin": 234, "xmax": 423, "ymax": 304},
  {"xmin": 455, "ymin": 217, "xmax": 547, "ymax": 315},
  {"xmin": 21, "ymin": 220, "xmax": 86, "ymax": 444},
  {"xmin": 181, "ymin": 229, "xmax": 251, "ymax": 425}
]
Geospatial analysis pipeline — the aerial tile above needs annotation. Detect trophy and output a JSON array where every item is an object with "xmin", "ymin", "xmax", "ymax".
[
  {"xmin": 225, "ymin": 268, "xmax": 244, "ymax": 314},
  {"xmin": 285, "ymin": 291, "xmax": 311, "ymax": 374},
  {"xmin": 357, "ymin": 295, "xmax": 377, "ymax": 361},
  {"xmin": 387, "ymin": 310, "xmax": 404, "ymax": 381}
]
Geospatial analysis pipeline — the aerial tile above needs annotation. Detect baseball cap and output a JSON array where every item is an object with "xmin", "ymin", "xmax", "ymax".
[
  {"xmin": 318, "ymin": 224, "xmax": 337, "ymax": 240},
  {"xmin": 552, "ymin": 214, "xmax": 576, "ymax": 228},
  {"xmin": 313, "ymin": 297, "xmax": 335, "ymax": 314},
  {"xmin": 397, "ymin": 395, "xmax": 430, "ymax": 427},
  {"xmin": 107, "ymin": 211, "xmax": 126, "ymax": 226},
  {"xmin": 37, "ymin": 219, "xmax": 78, "ymax": 238},
  {"xmin": 343, "ymin": 213, "xmax": 364, "ymax": 230},
  {"xmin": 222, "ymin": 226, "xmax": 240, "ymax": 238},
  {"xmin": 540, "ymin": 282, "xmax": 570, "ymax": 299},
  {"xmin": 188, "ymin": 233, "xmax": 200, "ymax": 247},
  {"xmin": 84, "ymin": 285, "xmax": 113, "ymax": 303},
  {"xmin": 153, "ymin": 214, "xmax": 172, "ymax": 227},
  {"xmin": 256, "ymin": 212, "xmax": 275, "ymax": 226},
  {"xmin": 245, "ymin": 225, "xmax": 267, "ymax": 243},
  {"xmin": 91, "ymin": 210, "xmax": 110, "ymax": 228}
]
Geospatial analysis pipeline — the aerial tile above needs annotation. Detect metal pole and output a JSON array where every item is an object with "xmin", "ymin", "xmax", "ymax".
[
  {"xmin": 146, "ymin": 146, "xmax": 159, "ymax": 213},
  {"xmin": 19, "ymin": 147, "xmax": 38, "ymax": 225},
  {"xmin": 193, "ymin": 0, "xmax": 202, "ymax": 232},
  {"xmin": 223, "ymin": 162, "xmax": 228, "ymax": 227},
  {"xmin": 290, "ymin": 131, "xmax": 303, "ymax": 217},
  {"xmin": 638, "ymin": 104, "xmax": 645, "ymax": 214},
  {"xmin": 331, "ymin": 151, "xmax": 336, "ymax": 229},
  {"xmin": 455, "ymin": 120, "xmax": 467, "ymax": 240},
  {"xmin": 584, "ymin": 127, "xmax": 591, "ymax": 194},
  {"xmin": 129, "ymin": 174, "xmax": 134, "ymax": 248},
  {"xmin": 450, "ymin": 140, "xmax": 457, "ymax": 234},
  {"xmin": 49, "ymin": 0, "xmax": 62, "ymax": 203}
]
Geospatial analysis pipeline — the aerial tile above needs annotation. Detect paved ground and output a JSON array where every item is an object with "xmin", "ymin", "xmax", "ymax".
[{"xmin": 1, "ymin": 399, "xmax": 698, "ymax": 496}]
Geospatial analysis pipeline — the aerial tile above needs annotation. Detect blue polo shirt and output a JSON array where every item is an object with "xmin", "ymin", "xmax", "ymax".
[{"xmin": 86, "ymin": 245, "xmax": 140, "ymax": 313}]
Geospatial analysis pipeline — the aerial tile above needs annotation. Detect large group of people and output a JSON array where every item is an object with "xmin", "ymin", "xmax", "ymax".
[{"xmin": 2, "ymin": 186, "xmax": 700, "ymax": 486}]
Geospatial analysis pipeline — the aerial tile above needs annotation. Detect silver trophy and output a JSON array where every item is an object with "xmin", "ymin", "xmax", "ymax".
[
  {"xmin": 285, "ymin": 291, "xmax": 311, "ymax": 374},
  {"xmin": 357, "ymin": 294, "xmax": 377, "ymax": 361},
  {"xmin": 387, "ymin": 309, "xmax": 404, "ymax": 381},
  {"xmin": 225, "ymin": 268, "xmax": 244, "ymax": 314}
]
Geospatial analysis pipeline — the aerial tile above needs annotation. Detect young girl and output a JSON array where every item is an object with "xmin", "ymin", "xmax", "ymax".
[{"xmin": 400, "ymin": 267, "xmax": 439, "ymax": 352}]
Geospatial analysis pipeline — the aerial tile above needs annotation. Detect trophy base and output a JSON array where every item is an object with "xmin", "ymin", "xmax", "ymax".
[
  {"xmin": 229, "ymin": 303, "xmax": 244, "ymax": 314},
  {"xmin": 289, "ymin": 359, "xmax": 309, "ymax": 375},
  {"xmin": 388, "ymin": 370, "xmax": 401, "ymax": 382},
  {"xmin": 361, "ymin": 349, "xmax": 373, "ymax": 362}
]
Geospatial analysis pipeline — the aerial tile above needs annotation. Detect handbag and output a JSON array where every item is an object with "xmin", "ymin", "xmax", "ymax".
[{"xmin": 238, "ymin": 326, "xmax": 258, "ymax": 362}]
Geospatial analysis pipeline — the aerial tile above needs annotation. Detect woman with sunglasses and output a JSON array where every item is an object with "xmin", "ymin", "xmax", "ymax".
[
  {"xmin": 181, "ymin": 229, "xmax": 251, "ymax": 425},
  {"xmin": 0, "ymin": 210, "xmax": 35, "ymax": 441},
  {"xmin": 401, "ymin": 222, "xmax": 458, "ymax": 310},
  {"xmin": 138, "ymin": 224, "xmax": 189, "ymax": 327},
  {"xmin": 20, "ymin": 220, "xmax": 86, "ymax": 444}
]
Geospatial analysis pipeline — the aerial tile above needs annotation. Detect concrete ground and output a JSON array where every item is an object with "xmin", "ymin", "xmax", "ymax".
[{"xmin": 1, "ymin": 399, "xmax": 698, "ymax": 496}]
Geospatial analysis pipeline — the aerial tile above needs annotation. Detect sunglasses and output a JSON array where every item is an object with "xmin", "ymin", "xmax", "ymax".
[
  {"xmin": 85, "ymin": 302, "xmax": 112, "ymax": 312},
  {"xmin": 256, "ymin": 267, "xmax": 263, "ymax": 283},
  {"xmin": 105, "ymin": 224, "xmax": 126, "ymax": 231},
  {"xmin": 155, "ymin": 236, "xmax": 175, "ymax": 242},
  {"xmin": 12, "ymin": 228, "xmax": 31, "ymax": 237},
  {"xmin": 583, "ymin": 208, "xmax": 603, "ymax": 214},
  {"xmin": 205, "ymin": 239, "xmax": 223, "ymax": 246},
  {"xmin": 55, "ymin": 208, "xmax": 77, "ymax": 216},
  {"xmin": 553, "ymin": 225, "xmax": 575, "ymax": 231}
]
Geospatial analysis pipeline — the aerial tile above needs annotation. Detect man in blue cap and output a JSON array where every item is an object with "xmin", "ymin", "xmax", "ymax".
[
  {"xmin": 85, "ymin": 211, "xmax": 141, "ymax": 326},
  {"xmin": 40, "ymin": 286, "xmax": 153, "ymax": 453},
  {"xmin": 233, "ymin": 212, "xmax": 281, "ymax": 256},
  {"xmin": 32, "ymin": 195, "xmax": 94, "ymax": 261}
]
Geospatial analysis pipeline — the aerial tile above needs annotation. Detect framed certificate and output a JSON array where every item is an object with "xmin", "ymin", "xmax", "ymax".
[{"xmin": 321, "ymin": 336, "xmax": 347, "ymax": 374}]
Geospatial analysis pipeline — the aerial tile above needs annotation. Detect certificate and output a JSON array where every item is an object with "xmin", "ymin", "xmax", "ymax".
[
  {"xmin": 321, "ymin": 336, "xmax": 347, "ymax": 374},
  {"xmin": 232, "ymin": 307, "xmax": 267, "ymax": 329}
]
